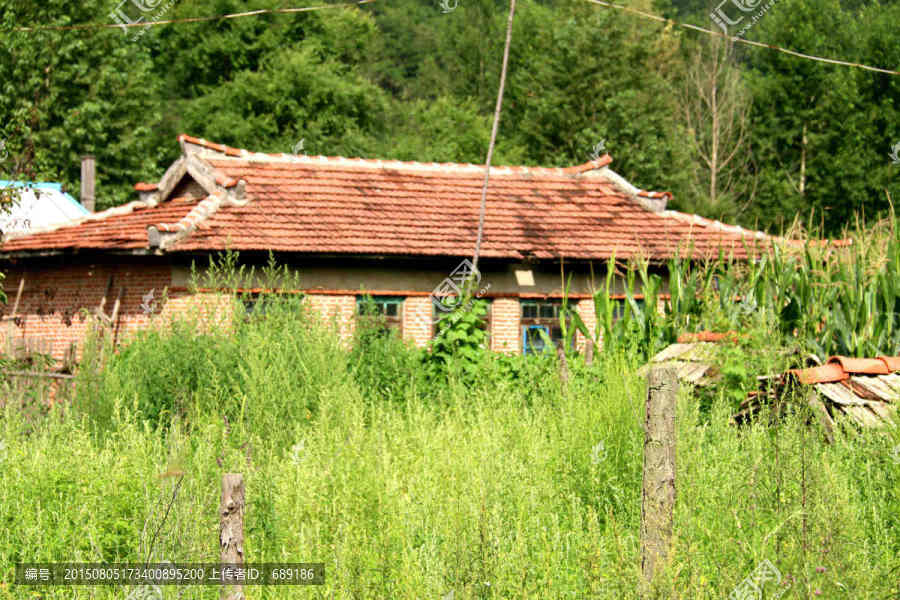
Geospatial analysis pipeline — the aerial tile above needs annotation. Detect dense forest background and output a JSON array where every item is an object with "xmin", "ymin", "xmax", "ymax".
[{"xmin": 0, "ymin": 0, "xmax": 898, "ymax": 234}]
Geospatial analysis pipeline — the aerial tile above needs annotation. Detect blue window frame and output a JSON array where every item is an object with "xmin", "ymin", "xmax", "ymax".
[
  {"xmin": 522, "ymin": 324, "xmax": 551, "ymax": 355},
  {"xmin": 520, "ymin": 299, "xmax": 574, "ymax": 355}
]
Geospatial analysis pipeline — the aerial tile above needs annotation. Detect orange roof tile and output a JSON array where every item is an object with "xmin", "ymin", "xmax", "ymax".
[
  {"xmin": 1, "ymin": 135, "xmax": 779, "ymax": 259},
  {"xmin": 790, "ymin": 363, "xmax": 850, "ymax": 385},
  {"xmin": 789, "ymin": 355, "xmax": 900, "ymax": 384},
  {"xmin": 676, "ymin": 331, "xmax": 739, "ymax": 343},
  {"xmin": 1, "ymin": 196, "xmax": 202, "ymax": 251},
  {"xmin": 827, "ymin": 356, "xmax": 892, "ymax": 375}
]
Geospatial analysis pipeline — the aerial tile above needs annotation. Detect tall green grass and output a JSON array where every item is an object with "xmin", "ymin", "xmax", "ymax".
[{"xmin": 2, "ymin": 290, "xmax": 898, "ymax": 599}]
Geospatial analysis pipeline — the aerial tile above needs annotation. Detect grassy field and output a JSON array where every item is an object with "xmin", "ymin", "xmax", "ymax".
[{"xmin": 1, "ymin": 291, "xmax": 899, "ymax": 600}]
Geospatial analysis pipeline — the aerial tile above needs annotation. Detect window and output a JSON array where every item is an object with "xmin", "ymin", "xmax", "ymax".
[
  {"xmin": 521, "ymin": 299, "xmax": 573, "ymax": 355},
  {"xmin": 357, "ymin": 296, "xmax": 404, "ymax": 334}
]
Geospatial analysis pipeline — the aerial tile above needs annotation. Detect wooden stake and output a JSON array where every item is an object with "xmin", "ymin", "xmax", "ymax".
[
  {"xmin": 10, "ymin": 277, "xmax": 24, "ymax": 317},
  {"xmin": 109, "ymin": 287, "xmax": 123, "ymax": 324},
  {"xmin": 220, "ymin": 473, "xmax": 245, "ymax": 600},
  {"xmin": 556, "ymin": 344, "xmax": 569, "ymax": 387},
  {"xmin": 640, "ymin": 366, "xmax": 678, "ymax": 591},
  {"xmin": 110, "ymin": 287, "xmax": 124, "ymax": 344}
]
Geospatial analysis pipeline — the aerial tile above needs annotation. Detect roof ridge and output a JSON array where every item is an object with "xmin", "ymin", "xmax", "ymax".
[
  {"xmin": 661, "ymin": 210, "xmax": 773, "ymax": 241},
  {"xmin": 148, "ymin": 186, "xmax": 249, "ymax": 251},
  {"xmin": 598, "ymin": 166, "xmax": 670, "ymax": 213},
  {"xmin": 177, "ymin": 133, "xmax": 615, "ymax": 178}
]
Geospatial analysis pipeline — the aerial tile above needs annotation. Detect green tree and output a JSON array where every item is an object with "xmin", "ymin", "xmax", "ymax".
[
  {"xmin": 0, "ymin": 0, "xmax": 166, "ymax": 210},
  {"xmin": 741, "ymin": 0, "xmax": 900, "ymax": 233}
]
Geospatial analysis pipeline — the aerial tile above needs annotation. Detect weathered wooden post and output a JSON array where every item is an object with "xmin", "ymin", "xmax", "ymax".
[
  {"xmin": 556, "ymin": 344, "xmax": 569, "ymax": 388},
  {"xmin": 220, "ymin": 473, "xmax": 245, "ymax": 600},
  {"xmin": 640, "ymin": 366, "xmax": 678, "ymax": 591}
]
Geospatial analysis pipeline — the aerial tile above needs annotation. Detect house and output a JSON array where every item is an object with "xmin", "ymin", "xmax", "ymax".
[
  {"xmin": 0, "ymin": 134, "xmax": 776, "ymax": 362},
  {"xmin": 0, "ymin": 181, "xmax": 90, "ymax": 237}
]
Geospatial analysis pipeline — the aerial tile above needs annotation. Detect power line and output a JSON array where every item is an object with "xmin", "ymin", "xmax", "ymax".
[
  {"xmin": 12, "ymin": 0, "xmax": 375, "ymax": 33},
  {"xmin": 585, "ymin": 0, "xmax": 900, "ymax": 76},
  {"xmin": 9, "ymin": 0, "xmax": 897, "ymax": 77}
]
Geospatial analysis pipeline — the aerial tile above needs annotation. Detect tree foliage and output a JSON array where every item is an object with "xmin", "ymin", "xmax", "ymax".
[{"xmin": 0, "ymin": 0, "xmax": 897, "ymax": 231}]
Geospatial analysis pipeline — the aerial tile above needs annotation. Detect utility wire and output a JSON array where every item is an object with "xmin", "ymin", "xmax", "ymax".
[
  {"xmin": 585, "ymin": 0, "xmax": 900, "ymax": 76},
  {"xmin": 9, "ymin": 0, "xmax": 896, "ymax": 76},
  {"xmin": 472, "ymin": 0, "xmax": 517, "ymax": 275},
  {"xmin": 12, "ymin": 0, "xmax": 375, "ymax": 32}
]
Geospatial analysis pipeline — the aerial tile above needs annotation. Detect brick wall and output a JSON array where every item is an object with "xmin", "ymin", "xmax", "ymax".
[
  {"xmin": 1, "ymin": 261, "xmax": 592, "ymax": 362},
  {"xmin": 0, "ymin": 263, "xmax": 242, "ymax": 363},
  {"xmin": 305, "ymin": 294, "xmax": 356, "ymax": 343},
  {"xmin": 575, "ymin": 298, "xmax": 597, "ymax": 352},
  {"xmin": 1, "ymin": 264, "xmax": 174, "ymax": 362},
  {"xmin": 403, "ymin": 296, "xmax": 433, "ymax": 348},
  {"xmin": 491, "ymin": 298, "xmax": 520, "ymax": 353}
]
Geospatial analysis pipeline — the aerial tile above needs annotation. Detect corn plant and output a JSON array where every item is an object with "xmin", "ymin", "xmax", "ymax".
[{"xmin": 584, "ymin": 219, "xmax": 900, "ymax": 363}]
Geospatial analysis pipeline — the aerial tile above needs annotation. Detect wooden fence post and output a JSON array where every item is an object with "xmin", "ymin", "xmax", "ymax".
[
  {"xmin": 220, "ymin": 473, "xmax": 245, "ymax": 600},
  {"xmin": 640, "ymin": 366, "xmax": 678, "ymax": 591}
]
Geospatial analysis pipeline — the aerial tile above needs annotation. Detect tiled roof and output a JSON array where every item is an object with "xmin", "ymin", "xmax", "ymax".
[
  {"xmin": 1, "ymin": 196, "xmax": 202, "ymax": 251},
  {"xmin": 1, "ymin": 134, "xmax": 777, "ymax": 259}
]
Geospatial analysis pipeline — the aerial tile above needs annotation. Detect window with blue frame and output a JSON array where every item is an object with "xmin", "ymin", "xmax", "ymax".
[
  {"xmin": 357, "ymin": 295, "xmax": 404, "ymax": 335},
  {"xmin": 520, "ymin": 299, "xmax": 573, "ymax": 355}
]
